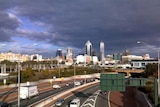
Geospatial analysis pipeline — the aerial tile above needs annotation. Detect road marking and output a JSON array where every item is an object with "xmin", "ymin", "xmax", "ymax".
[
  {"xmin": 83, "ymin": 103, "xmax": 93, "ymax": 107},
  {"xmin": 93, "ymin": 90, "xmax": 100, "ymax": 107},
  {"xmin": 141, "ymin": 92, "xmax": 152, "ymax": 107},
  {"xmin": 81, "ymin": 90, "xmax": 100, "ymax": 107}
]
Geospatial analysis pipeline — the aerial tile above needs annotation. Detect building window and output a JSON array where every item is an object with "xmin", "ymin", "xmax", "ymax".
[
  {"xmin": 134, "ymin": 63, "xmax": 139, "ymax": 67},
  {"xmin": 141, "ymin": 63, "xmax": 145, "ymax": 67}
]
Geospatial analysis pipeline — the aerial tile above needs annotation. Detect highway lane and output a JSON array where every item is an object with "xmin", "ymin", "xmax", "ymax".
[
  {"xmin": 52, "ymin": 84, "xmax": 101, "ymax": 107},
  {"xmin": 0, "ymin": 79, "xmax": 93, "ymax": 103},
  {"xmin": 0, "ymin": 78, "xmax": 97, "ymax": 107},
  {"xmin": 0, "ymin": 80, "xmax": 75, "ymax": 103},
  {"xmin": 10, "ymin": 84, "xmax": 74, "ymax": 107},
  {"xmin": 9, "ymin": 80, "xmax": 95, "ymax": 107},
  {"xmin": 95, "ymin": 92, "xmax": 109, "ymax": 107}
]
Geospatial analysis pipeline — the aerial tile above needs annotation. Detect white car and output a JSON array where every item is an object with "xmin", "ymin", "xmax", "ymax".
[
  {"xmin": 70, "ymin": 98, "xmax": 80, "ymax": 107},
  {"xmin": 74, "ymin": 81, "xmax": 81, "ymax": 86},
  {"xmin": 53, "ymin": 84, "xmax": 61, "ymax": 89}
]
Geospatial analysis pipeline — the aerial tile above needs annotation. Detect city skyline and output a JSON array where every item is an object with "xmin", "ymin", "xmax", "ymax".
[{"xmin": 0, "ymin": 0, "xmax": 160, "ymax": 58}]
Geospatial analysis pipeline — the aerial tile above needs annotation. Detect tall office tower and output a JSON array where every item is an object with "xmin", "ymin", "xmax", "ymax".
[
  {"xmin": 85, "ymin": 40, "xmax": 92, "ymax": 56},
  {"xmin": 56, "ymin": 49, "xmax": 63, "ymax": 58},
  {"xmin": 100, "ymin": 41, "xmax": 105, "ymax": 62},
  {"xmin": 66, "ymin": 47, "xmax": 73, "ymax": 60}
]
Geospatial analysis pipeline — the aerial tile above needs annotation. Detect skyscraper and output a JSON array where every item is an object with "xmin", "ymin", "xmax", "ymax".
[
  {"xmin": 100, "ymin": 41, "xmax": 105, "ymax": 62},
  {"xmin": 85, "ymin": 40, "xmax": 92, "ymax": 56},
  {"xmin": 66, "ymin": 47, "xmax": 73, "ymax": 65},
  {"xmin": 66, "ymin": 47, "xmax": 73, "ymax": 60},
  {"xmin": 56, "ymin": 49, "xmax": 63, "ymax": 58}
]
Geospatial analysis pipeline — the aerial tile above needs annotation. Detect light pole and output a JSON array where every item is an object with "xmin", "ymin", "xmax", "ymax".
[
  {"xmin": 14, "ymin": 47, "xmax": 21, "ymax": 107},
  {"xmin": 57, "ymin": 56, "xmax": 61, "ymax": 78},
  {"xmin": 84, "ymin": 71, "xmax": 86, "ymax": 84},
  {"xmin": 74, "ymin": 58, "xmax": 76, "ymax": 88},
  {"xmin": 17, "ymin": 61, "xmax": 20, "ymax": 107},
  {"xmin": 137, "ymin": 41, "xmax": 160, "ymax": 96}
]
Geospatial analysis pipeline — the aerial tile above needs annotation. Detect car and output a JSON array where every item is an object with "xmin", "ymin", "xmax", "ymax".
[
  {"xmin": 53, "ymin": 84, "xmax": 61, "ymax": 89},
  {"xmin": 0, "ymin": 101, "xmax": 8, "ymax": 107},
  {"xmin": 74, "ymin": 81, "xmax": 81, "ymax": 86},
  {"xmin": 65, "ymin": 83, "xmax": 70, "ymax": 87},
  {"xmin": 55, "ymin": 99, "xmax": 65, "ymax": 106},
  {"xmin": 69, "ymin": 98, "xmax": 80, "ymax": 107}
]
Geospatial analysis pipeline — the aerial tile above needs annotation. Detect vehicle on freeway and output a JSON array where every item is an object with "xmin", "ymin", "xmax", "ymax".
[
  {"xmin": 53, "ymin": 84, "xmax": 61, "ymax": 89},
  {"xmin": 55, "ymin": 98, "xmax": 65, "ymax": 106},
  {"xmin": 69, "ymin": 98, "xmax": 80, "ymax": 107},
  {"xmin": 74, "ymin": 81, "xmax": 81, "ymax": 86},
  {"xmin": 20, "ymin": 85, "xmax": 39, "ymax": 99},
  {"xmin": 0, "ymin": 101, "xmax": 8, "ymax": 107},
  {"xmin": 65, "ymin": 83, "xmax": 70, "ymax": 87}
]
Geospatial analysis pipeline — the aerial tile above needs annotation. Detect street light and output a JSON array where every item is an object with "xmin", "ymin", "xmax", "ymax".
[
  {"xmin": 17, "ymin": 61, "xmax": 20, "ymax": 107},
  {"xmin": 57, "ymin": 56, "xmax": 61, "ymax": 78},
  {"xmin": 73, "ymin": 58, "xmax": 76, "ymax": 88},
  {"xmin": 84, "ymin": 71, "xmax": 86, "ymax": 84},
  {"xmin": 137, "ymin": 41, "xmax": 160, "ymax": 96}
]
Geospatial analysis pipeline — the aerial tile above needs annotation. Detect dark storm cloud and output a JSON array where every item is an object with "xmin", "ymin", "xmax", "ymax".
[
  {"xmin": 1, "ymin": 0, "xmax": 160, "ymax": 55},
  {"xmin": 0, "ymin": 0, "xmax": 21, "ymax": 42}
]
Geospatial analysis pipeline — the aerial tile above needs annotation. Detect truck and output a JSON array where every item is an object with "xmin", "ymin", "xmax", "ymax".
[{"xmin": 20, "ymin": 85, "xmax": 39, "ymax": 99}]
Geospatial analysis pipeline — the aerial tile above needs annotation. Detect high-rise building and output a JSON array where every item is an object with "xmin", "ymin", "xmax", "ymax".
[
  {"xmin": 66, "ymin": 48, "xmax": 73, "ymax": 65},
  {"xmin": 85, "ymin": 40, "xmax": 92, "ymax": 56},
  {"xmin": 56, "ymin": 49, "xmax": 63, "ymax": 58},
  {"xmin": 66, "ymin": 48, "xmax": 73, "ymax": 60},
  {"xmin": 100, "ymin": 41, "xmax": 105, "ymax": 62}
]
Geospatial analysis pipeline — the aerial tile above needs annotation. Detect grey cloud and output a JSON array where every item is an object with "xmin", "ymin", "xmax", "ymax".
[{"xmin": 0, "ymin": 0, "xmax": 160, "ymax": 56}]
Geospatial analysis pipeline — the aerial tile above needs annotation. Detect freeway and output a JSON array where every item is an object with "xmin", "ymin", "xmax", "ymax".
[
  {"xmin": 95, "ymin": 91, "xmax": 110, "ymax": 107},
  {"xmin": 51, "ymin": 83, "xmax": 109, "ymax": 107},
  {"xmin": 52, "ymin": 84, "xmax": 100, "ymax": 107},
  {"xmin": 10, "ymin": 84, "xmax": 74, "ymax": 107},
  {"xmin": 0, "ymin": 81, "xmax": 61, "ymax": 103},
  {"xmin": 1, "ymin": 78, "xmax": 96, "ymax": 106}
]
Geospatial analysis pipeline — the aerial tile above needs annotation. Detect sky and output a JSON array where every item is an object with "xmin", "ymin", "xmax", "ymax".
[{"xmin": 0, "ymin": 0, "xmax": 160, "ymax": 58}]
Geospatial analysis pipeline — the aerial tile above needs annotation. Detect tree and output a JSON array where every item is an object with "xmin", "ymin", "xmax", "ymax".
[
  {"xmin": 21, "ymin": 68, "xmax": 36, "ymax": 82},
  {"xmin": 145, "ymin": 63, "xmax": 157, "ymax": 77}
]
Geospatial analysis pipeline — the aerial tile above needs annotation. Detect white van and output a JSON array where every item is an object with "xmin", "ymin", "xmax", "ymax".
[
  {"xmin": 69, "ymin": 98, "xmax": 80, "ymax": 107},
  {"xmin": 20, "ymin": 85, "xmax": 39, "ymax": 99}
]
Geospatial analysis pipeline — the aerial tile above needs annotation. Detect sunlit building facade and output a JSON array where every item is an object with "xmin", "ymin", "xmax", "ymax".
[
  {"xmin": 100, "ymin": 41, "xmax": 105, "ymax": 62},
  {"xmin": 0, "ymin": 51, "xmax": 30, "ymax": 62},
  {"xmin": 66, "ymin": 47, "xmax": 73, "ymax": 65},
  {"xmin": 30, "ymin": 54, "xmax": 43, "ymax": 62}
]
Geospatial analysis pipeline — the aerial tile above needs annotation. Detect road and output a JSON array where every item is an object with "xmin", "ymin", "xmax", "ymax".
[
  {"xmin": 10, "ymin": 84, "xmax": 74, "ymax": 107},
  {"xmin": 95, "ymin": 92, "xmax": 109, "ymax": 107},
  {"xmin": 52, "ymin": 83, "xmax": 103, "ymax": 107},
  {"xmin": 51, "ymin": 83, "xmax": 110, "ymax": 107},
  {"xmin": 0, "ymin": 79, "xmax": 95, "ymax": 106},
  {"xmin": 0, "ymin": 78, "xmax": 152, "ymax": 107},
  {"xmin": 55, "ymin": 85, "xmax": 152, "ymax": 107}
]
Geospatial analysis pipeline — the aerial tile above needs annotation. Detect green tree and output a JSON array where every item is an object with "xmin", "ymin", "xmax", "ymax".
[
  {"xmin": 145, "ymin": 63, "xmax": 157, "ymax": 77},
  {"xmin": 21, "ymin": 68, "xmax": 35, "ymax": 82}
]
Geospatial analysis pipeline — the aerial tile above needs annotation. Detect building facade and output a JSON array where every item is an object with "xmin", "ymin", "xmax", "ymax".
[
  {"xmin": 100, "ymin": 41, "xmax": 105, "ymax": 62},
  {"xmin": 85, "ymin": 40, "xmax": 92, "ymax": 56},
  {"xmin": 0, "ymin": 51, "xmax": 30, "ymax": 62},
  {"xmin": 131, "ymin": 59, "xmax": 157, "ymax": 69},
  {"xmin": 66, "ymin": 48, "xmax": 73, "ymax": 65},
  {"xmin": 56, "ymin": 49, "xmax": 63, "ymax": 57},
  {"xmin": 30, "ymin": 54, "xmax": 43, "ymax": 61}
]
